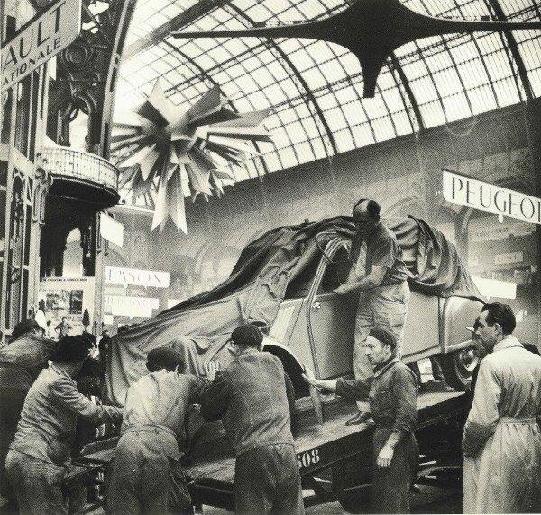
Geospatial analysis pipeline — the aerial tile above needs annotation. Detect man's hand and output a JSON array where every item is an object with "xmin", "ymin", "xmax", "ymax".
[
  {"xmin": 333, "ymin": 284, "xmax": 351, "ymax": 295},
  {"xmin": 302, "ymin": 372, "xmax": 337, "ymax": 392},
  {"xmin": 302, "ymin": 372, "xmax": 323, "ymax": 390},
  {"xmin": 205, "ymin": 361, "xmax": 221, "ymax": 381},
  {"xmin": 376, "ymin": 444, "xmax": 394, "ymax": 468}
]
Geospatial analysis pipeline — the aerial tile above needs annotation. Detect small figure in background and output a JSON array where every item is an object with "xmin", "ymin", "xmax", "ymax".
[
  {"xmin": 55, "ymin": 316, "xmax": 72, "ymax": 339},
  {"xmin": 45, "ymin": 320, "xmax": 55, "ymax": 340},
  {"xmin": 34, "ymin": 300, "xmax": 47, "ymax": 337}
]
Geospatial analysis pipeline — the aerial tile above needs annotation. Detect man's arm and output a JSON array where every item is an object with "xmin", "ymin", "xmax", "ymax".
[
  {"xmin": 304, "ymin": 375, "xmax": 371, "ymax": 400},
  {"xmin": 463, "ymin": 360, "xmax": 501, "ymax": 458},
  {"xmin": 334, "ymin": 265, "xmax": 388, "ymax": 294},
  {"xmin": 50, "ymin": 376, "xmax": 122, "ymax": 425}
]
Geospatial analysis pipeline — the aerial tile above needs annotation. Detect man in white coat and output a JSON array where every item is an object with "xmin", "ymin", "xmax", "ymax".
[{"xmin": 463, "ymin": 302, "xmax": 541, "ymax": 513}]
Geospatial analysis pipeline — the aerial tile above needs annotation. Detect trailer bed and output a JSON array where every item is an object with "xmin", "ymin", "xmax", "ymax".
[
  {"xmin": 185, "ymin": 390, "xmax": 467, "ymax": 502},
  {"xmin": 72, "ymin": 390, "xmax": 469, "ymax": 510}
]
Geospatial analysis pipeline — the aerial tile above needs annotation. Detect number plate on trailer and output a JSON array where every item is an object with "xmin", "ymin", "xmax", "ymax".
[{"xmin": 297, "ymin": 448, "xmax": 322, "ymax": 471}]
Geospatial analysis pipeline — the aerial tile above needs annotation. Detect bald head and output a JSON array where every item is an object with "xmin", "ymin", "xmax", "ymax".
[{"xmin": 353, "ymin": 199, "xmax": 381, "ymax": 227}]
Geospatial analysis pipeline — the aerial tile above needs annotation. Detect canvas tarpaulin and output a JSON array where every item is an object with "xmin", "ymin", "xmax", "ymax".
[{"xmin": 105, "ymin": 215, "xmax": 481, "ymax": 405}]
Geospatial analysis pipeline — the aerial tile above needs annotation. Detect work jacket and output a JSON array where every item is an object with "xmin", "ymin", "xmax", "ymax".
[
  {"xmin": 200, "ymin": 348, "xmax": 296, "ymax": 456},
  {"xmin": 9, "ymin": 364, "xmax": 121, "ymax": 466}
]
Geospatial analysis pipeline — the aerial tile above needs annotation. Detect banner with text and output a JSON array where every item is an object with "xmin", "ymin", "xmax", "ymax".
[
  {"xmin": 1, "ymin": 0, "xmax": 82, "ymax": 90},
  {"xmin": 105, "ymin": 266, "xmax": 170, "ymax": 289},
  {"xmin": 443, "ymin": 169, "xmax": 541, "ymax": 225}
]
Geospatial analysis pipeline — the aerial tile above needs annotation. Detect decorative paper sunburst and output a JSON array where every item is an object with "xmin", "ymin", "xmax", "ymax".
[{"xmin": 112, "ymin": 81, "xmax": 272, "ymax": 232}]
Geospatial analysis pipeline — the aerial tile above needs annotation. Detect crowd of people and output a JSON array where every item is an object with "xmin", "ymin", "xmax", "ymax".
[{"xmin": 0, "ymin": 200, "xmax": 540, "ymax": 514}]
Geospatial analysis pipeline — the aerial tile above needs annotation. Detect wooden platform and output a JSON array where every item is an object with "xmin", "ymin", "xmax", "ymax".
[{"xmin": 184, "ymin": 390, "xmax": 465, "ymax": 485}]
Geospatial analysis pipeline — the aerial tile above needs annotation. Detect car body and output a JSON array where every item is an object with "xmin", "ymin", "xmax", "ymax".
[{"xmin": 265, "ymin": 238, "xmax": 482, "ymax": 391}]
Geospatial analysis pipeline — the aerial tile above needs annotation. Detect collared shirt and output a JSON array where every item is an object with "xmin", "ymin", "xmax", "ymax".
[
  {"xmin": 351, "ymin": 222, "xmax": 409, "ymax": 286},
  {"xmin": 200, "ymin": 348, "xmax": 296, "ymax": 456},
  {"xmin": 9, "ymin": 364, "xmax": 121, "ymax": 465},
  {"xmin": 121, "ymin": 370, "xmax": 206, "ymax": 454},
  {"xmin": 336, "ymin": 358, "xmax": 418, "ymax": 436}
]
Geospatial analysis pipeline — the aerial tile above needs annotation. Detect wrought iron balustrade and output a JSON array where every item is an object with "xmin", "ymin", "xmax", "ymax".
[{"xmin": 40, "ymin": 147, "xmax": 119, "ymax": 191}]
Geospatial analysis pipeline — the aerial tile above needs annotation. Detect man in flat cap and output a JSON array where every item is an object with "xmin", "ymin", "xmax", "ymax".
[
  {"xmin": 200, "ymin": 324, "xmax": 304, "ymax": 515},
  {"xmin": 5, "ymin": 335, "xmax": 122, "ymax": 514},
  {"xmin": 106, "ymin": 345, "xmax": 208, "ymax": 514}
]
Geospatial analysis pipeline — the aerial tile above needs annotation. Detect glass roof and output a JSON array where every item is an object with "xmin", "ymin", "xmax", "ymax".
[{"xmin": 115, "ymin": 0, "xmax": 541, "ymax": 182}]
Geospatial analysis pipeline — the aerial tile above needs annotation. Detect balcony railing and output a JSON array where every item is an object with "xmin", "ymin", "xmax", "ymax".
[{"xmin": 40, "ymin": 146, "xmax": 119, "ymax": 191}]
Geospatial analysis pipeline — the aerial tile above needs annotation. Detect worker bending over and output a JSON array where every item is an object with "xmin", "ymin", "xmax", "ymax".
[
  {"xmin": 106, "ymin": 346, "xmax": 207, "ymax": 514},
  {"xmin": 200, "ymin": 324, "xmax": 305, "ymax": 515},
  {"xmin": 5, "ymin": 335, "xmax": 122, "ymax": 514}
]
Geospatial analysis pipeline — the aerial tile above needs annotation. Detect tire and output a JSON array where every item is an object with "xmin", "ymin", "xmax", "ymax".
[
  {"xmin": 339, "ymin": 489, "xmax": 370, "ymax": 513},
  {"xmin": 440, "ymin": 348, "xmax": 479, "ymax": 391}
]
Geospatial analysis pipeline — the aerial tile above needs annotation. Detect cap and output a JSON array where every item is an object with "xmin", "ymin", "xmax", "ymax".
[{"xmin": 51, "ymin": 335, "xmax": 94, "ymax": 363}]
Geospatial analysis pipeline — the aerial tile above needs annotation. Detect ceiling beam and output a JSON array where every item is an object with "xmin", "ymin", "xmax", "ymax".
[
  {"xmin": 123, "ymin": 0, "xmax": 232, "ymax": 60},
  {"xmin": 485, "ymin": 0, "xmax": 534, "ymax": 102}
]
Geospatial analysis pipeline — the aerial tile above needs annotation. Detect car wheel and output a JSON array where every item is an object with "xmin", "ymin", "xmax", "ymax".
[{"xmin": 440, "ymin": 348, "xmax": 479, "ymax": 391}]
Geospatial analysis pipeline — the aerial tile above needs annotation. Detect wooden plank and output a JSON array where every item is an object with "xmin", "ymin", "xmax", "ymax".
[{"xmin": 184, "ymin": 391, "xmax": 466, "ymax": 484}]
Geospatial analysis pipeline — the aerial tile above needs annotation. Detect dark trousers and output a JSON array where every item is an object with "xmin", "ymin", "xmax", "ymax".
[
  {"xmin": 0, "ymin": 386, "xmax": 28, "ymax": 501},
  {"xmin": 371, "ymin": 428, "xmax": 418, "ymax": 513},
  {"xmin": 234, "ymin": 443, "xmax": 305, "ymax": 515}
]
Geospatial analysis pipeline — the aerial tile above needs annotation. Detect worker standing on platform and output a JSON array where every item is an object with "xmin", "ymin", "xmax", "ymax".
[
  {"xmin": 4, "ymin": 335, "xmax": 122, "ymax": 514},
  {"xmin": 200, "ymin": 324, "xmax": 304, "ymax": 515},
  {"xmin": 334, "ymin": 199, "xmax": 410, "ymax": 425},
  {"xmin": 304, "ymin": 326, "xmax": 418, "ymax": 513},
  {"xmin": 106, "ymin": 346, "xmax": 207, "ymax": 514},
  {"xmin": 463, "ymin": 302, "xmax": 541, "ymax": 513}
]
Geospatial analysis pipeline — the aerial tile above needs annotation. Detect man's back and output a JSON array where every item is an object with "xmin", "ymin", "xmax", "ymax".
[
  {"xmin": 122, "ymin": 370, "xmax": 203, "ymax": 441},
  {"xmin": 201, "ymin": 349, "xmax": 294, "ymax": 455}
]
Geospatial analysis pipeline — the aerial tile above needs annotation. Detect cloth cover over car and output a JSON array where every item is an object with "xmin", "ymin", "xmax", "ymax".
[{"xmin": 105, "ymin": 216, "xmax": 481, "ymax": 405}]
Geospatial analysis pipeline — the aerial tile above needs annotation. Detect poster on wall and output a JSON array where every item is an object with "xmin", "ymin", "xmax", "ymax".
[{"xmin": 39, "ymin": 277, "xmax": 95, "ymax": 337}]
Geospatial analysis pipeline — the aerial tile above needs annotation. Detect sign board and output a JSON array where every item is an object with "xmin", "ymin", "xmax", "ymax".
[
  {"xmin": 100, "ymin": 212, "xmax": 124, "ymax": 247},
  {"xmin": 1, "ymin": 0, "xmax": 82, "ymax": 91},
  {"xmin": 105, "ymin": 266, "xmax": 170, "ymax": 289},
  {"xmin": 39, "ymin": 276, "xmax": 95, "ymax": 336},
  {"xmin": 443, "ymin": 169, "xmax": 541, "ymax": 225},
  {"xmin": 104, "ymin": 295, "xmax": 159, "ymax": 318}
]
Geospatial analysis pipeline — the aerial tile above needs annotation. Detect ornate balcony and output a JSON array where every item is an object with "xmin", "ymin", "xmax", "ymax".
[{"xmin": 39, "ymin": 146, "xmax": 120, "ymax": 208}]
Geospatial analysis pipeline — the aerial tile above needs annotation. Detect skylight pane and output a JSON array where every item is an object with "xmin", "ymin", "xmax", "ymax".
[
  {"xmin": 442, "ymin": 92, "xmax": 471, "ymax": 122},
  {"xmin": 351, "ymin": 123, "xmax": 375, "ymax": 147},
  {"xmin": 372, "ymin": 117, "xmax": 396, "ymax": 141},
  {"xmin": 333, "ymin": 129, "xmax": 354, "ymax": 152},
  {"xmin": 419, "ymin": 101, "xmax": 446, "ymax": 128}
]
